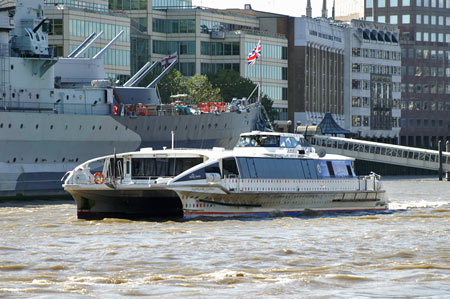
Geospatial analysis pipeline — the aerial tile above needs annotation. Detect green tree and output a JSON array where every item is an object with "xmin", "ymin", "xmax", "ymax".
[
  {"xmin": 186, "ymin": 74, "xmax": 221, "ymax": 104},
  {"xmin": 261, "ymin": 94, "xmax": 278, "ymax": 124},
  {"xmin": 155, "ymin": 69, "xmax": 188, "ymax": 104},
  {"xmin": 207, "ymin": 69, "xmax": 256, "ymax": 102}
]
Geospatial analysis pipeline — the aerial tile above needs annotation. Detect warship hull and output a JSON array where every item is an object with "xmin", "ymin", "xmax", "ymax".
[{"xmin": 0, "ymin": 106, "xmax": 261, "ymax": 197}]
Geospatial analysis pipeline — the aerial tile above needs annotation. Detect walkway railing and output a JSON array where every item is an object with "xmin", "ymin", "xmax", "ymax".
[{"xmin": 310, "ymin": 135, "xmax": 450, "ymax": 172}]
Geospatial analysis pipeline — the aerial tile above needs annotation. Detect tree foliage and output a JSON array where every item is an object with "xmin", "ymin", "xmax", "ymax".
[
  {"xmin": 155, "ymin": 69, "xmax": 188, "ymax": 104},
  {"xmin": 186, "ymin": 74, "xmax": 221, "ymax": 104},
  {"xmin": 207, "ymin": 69, "xmax": 257, "ymax": 102}
]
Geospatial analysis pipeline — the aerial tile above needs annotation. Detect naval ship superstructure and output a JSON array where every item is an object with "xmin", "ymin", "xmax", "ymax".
[{"xmin": 0, "ymin": 0, "xmax": 262, "ymax": 197}]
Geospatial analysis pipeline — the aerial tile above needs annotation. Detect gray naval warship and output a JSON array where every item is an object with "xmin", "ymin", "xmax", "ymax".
[{"xmin": 0, "ymin": 0, "xmax": 264, "ymax": 197}]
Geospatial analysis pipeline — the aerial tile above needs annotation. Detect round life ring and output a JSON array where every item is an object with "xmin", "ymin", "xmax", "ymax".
[{"xmin": 93, "ymin": 172, "xmax": 105, "ymax": 184}]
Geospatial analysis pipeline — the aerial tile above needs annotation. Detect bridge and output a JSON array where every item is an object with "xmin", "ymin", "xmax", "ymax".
[{"xmin": 309, "ymin": 135, "xmax": 450, "ymax": 173}]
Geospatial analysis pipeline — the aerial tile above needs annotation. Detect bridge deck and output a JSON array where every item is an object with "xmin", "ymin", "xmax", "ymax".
[{"xmin": 310, "ymin": 136, "xmax": 450, "ymax": 172}]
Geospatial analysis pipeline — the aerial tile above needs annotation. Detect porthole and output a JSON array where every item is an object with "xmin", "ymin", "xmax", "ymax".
[
  {"xmin": 115, "ymin": 126, "xmax": 118, "ymax": 131},
  {"xmin": 147, "ymin": 126, "xmax": 150, "ymax": 131},
  {"xmin": 35, "ymin": 124, "xmax": 39, "ymax": 129},
  {"xmin": 75, "ymin": 158, "xmax": 79, "ymax": 162},
  {"xmin": 185, "ymin": 125, "xmax": 188, "ymax": 130},
  {"xmin": 35, "ymin": 158, "xmax": 38, "ymax": 163},
  {"xmin": 92, "ymin": 126, "xmax": 95, "ymax": 130},
  {"xmin": 65, "ymin": 125, "xmax": 68, "ymax": 130},
  {"xmin": 10, "ymin": 65, "xmax": 14, "ymax": 70},
  {"xmin": 208, "ymin": 124, "xmax": 211, "ymax": 129},
  {"xmin": 214, "ymin": 123, "xmax": 218, "ymax": 128},
  {"xmin": 62, "ymin": 158, "xmax": 65, "ymax": 162},
  {"xmin": 0, "ymin": 123, "xmax": 3, "ymax": 128},
  {"xmin": 20, "ymin": 124, "xmax": 23, "ymax": 129},
  {"xmin": 202, "ymin": 125, "xmax": 205, "ymax": 129},
  {"xmin": 13, "ymin": 158, "xmax": 16, "ymax": 163},
  {"xmin": 195, "ymin": 125, "xmax": 198, "ymax": 130},
  {"xmin": 99, "ymin": 126, "xmax": 102, "ymax": 130},
  {"xmin": 79, "ymin": 125, "xmax": 82, "ymax": 130},
  {"xmin": 50, "ymin": 125, "xmax": 53, "ymax": 130},
  {"xmin": 8, "ymin": 123, "xmax": 11, "ymax": 128},
  {"xmin": 164, "ymin": 126, "xmax": 167, "ymax": 130},
  {"xmin": 134, "ymin": 126, "xmax": 137, "ymax": 130},
  {"xmin": 175, "ymin": 126, "xmax": 178, "ymax": 130},
  {"xmin": 36, "ymin": 94, "xmax": 39, "ymax": 99},
  {"xmin": 66, "ymin": 95, "xmax": 69, "ymax": 100},
  {"xmin": 12, "ymin": 93, "xmax": 15, "ymax": 98},
  {"xmin": 224, "ymin": 123, "xmax": 227, "ymax": 128}
]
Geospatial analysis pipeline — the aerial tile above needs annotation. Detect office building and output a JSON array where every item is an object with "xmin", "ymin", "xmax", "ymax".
[
  {"xmin": 345, "ymin": 19, "xmax": 402, "ymax": 141},
  {"xmin": 365, "ymin": 0, "xmax": 450, "ymax": 147},
  {"xmin": 287, "ymin": 15, "xmax": 346, "ymax": 128}
]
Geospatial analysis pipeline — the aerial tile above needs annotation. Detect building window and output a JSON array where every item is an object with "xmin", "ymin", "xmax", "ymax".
[
  {"xmin": 352, "ymin": 116, "xmax": 361, "ymax": 127},
  {"xmin": 416, "ymin": 32, "xmax": 422, "ymax": 41},
  {"xmin": 378, "ymin": 0, "xmax": 386, "ymax": 7},
  {"xmin": 391, "ymin": 0, "xmax": 398, "ymax": 6},
  {"xmin": 416, "ymin": 15, "xmax": 421, "ymax": 24},
  {"xmin": 431, "ymin": 16, "xmax": 436, "ymax": 25},
  {"xmin": 424, "ymin": 15, "xmax": 429, "ymax": 24},
  {"xmin": 366, "ymin": 0, "xmax": 373, "ymax": 8},
  {"xmin": 417, "ymin": 0, "xmax": 422, "ymax": 5},
  {"xmin": 390, "ymin": 15, "xmax": 398, "ymax": 24},
  {"xmin": 402, "ymin": 15, "xmax": 411, "ymax": 24},
  {"xmin": 403, "ymin": 0, "xmax": 411, "ymax": 5}
]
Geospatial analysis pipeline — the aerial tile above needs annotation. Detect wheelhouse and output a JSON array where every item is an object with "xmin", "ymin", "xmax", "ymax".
[{"xmin": 237, "ymin": 132, "xmax": 311, "ymax": 149}]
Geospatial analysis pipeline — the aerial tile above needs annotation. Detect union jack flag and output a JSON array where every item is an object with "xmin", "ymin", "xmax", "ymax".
[
  {"xmin": 161, "ymin": 52, "xmax": 178, "ymax": 70},
  {"xmin": 247, "ymin": 40, "xmax": 261, "ymax": 66}
]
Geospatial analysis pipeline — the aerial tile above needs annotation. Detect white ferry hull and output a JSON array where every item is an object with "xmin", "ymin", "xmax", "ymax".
[{"xmin": 178, "ymin": 190, "xmax": 388, "ymax": 218}]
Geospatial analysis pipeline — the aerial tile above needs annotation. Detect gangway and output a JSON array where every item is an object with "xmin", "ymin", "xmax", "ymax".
[{"xmin": 310, "ymin": 135, "xmax": 450, "ymax": 172}]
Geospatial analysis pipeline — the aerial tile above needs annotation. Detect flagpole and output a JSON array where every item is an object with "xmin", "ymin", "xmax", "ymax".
[{"xmin": 258, "ymin": 48, "xmax": 262, "ymax": 102}]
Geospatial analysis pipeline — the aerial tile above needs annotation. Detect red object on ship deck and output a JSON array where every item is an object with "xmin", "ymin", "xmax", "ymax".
[{"xmin": 199, "ymin": 102, "xmax": 226, "ymax": 113}]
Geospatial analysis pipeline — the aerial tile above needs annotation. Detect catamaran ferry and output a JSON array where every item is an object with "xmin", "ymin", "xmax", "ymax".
[{"xmin": 63, "ymin": 131, "xmax": 388, "ymax": 219}]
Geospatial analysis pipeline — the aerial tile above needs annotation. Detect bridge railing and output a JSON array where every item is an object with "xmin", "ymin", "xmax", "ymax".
[{"xmin": 310, "ymin": 135, "xmax": 450, "ymax": 172}]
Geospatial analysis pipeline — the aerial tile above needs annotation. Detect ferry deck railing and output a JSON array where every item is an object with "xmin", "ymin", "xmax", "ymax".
[{"xmin": 310, "ymin": 135, "xmax": 450, "ymax": 172}]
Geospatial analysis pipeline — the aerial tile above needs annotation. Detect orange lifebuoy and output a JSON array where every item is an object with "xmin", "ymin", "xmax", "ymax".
[{"xmin": 93, "ymin": 172, "xmax": 105, "ymax": 184}]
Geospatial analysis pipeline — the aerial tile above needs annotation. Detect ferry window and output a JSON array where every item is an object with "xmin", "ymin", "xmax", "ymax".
[
  {"xmin": 346, "ymin": 162, "xmax": 354, "ymax": 176},
  {"xmin": 332, "ymin": 161, "xmax": 350, "ymax": 177},
  {"xmin": 318, "ymin": 160, "xmax": 330, "ymax": 177},
  {"xmin": 126, "ymin": 161, "xmax": 130, "ymax": 174},
  {"xmin": 223, "ymin": 158, "xmax": 239, "ymax": 178},
  {"xmin": 259, "ymin": 135, "xmax": 279, "ymax": 147},
  {"xmin": 301, "ymin": 160, "xmax": 312, "ymax": 178},
  {"xmin": 280, "ymin": 137, "xmax": 297, "ymax": 148},
  {"xmin": 132, "ymin": 158, "xmax": 203, "ymax": 179},
  {"xmin": 307, "ymin": 160, "xmax": 319, "ymax": 179},
  {"xmin": 236, "ymin": 158, "xmax": 249, "ymax": 178},
  {"xmin": 205, "ymin": 163, "xmax": 220, "ymax": 174},
  {"xmin": 326, "ymin": 161, "xmax": 335, "ymax": 177},
  {"xmin": 237, "ymin": 136, "xmax": 257, "ymax": 147},
  {"xmin": 247, "ymin": 158, "xmax": 258, "ymax": 178}
]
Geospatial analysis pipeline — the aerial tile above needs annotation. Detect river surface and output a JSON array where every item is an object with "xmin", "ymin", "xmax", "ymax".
[{"xmin": 0, "ymin": 177, "xmax": 449, "ymax": 298}]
